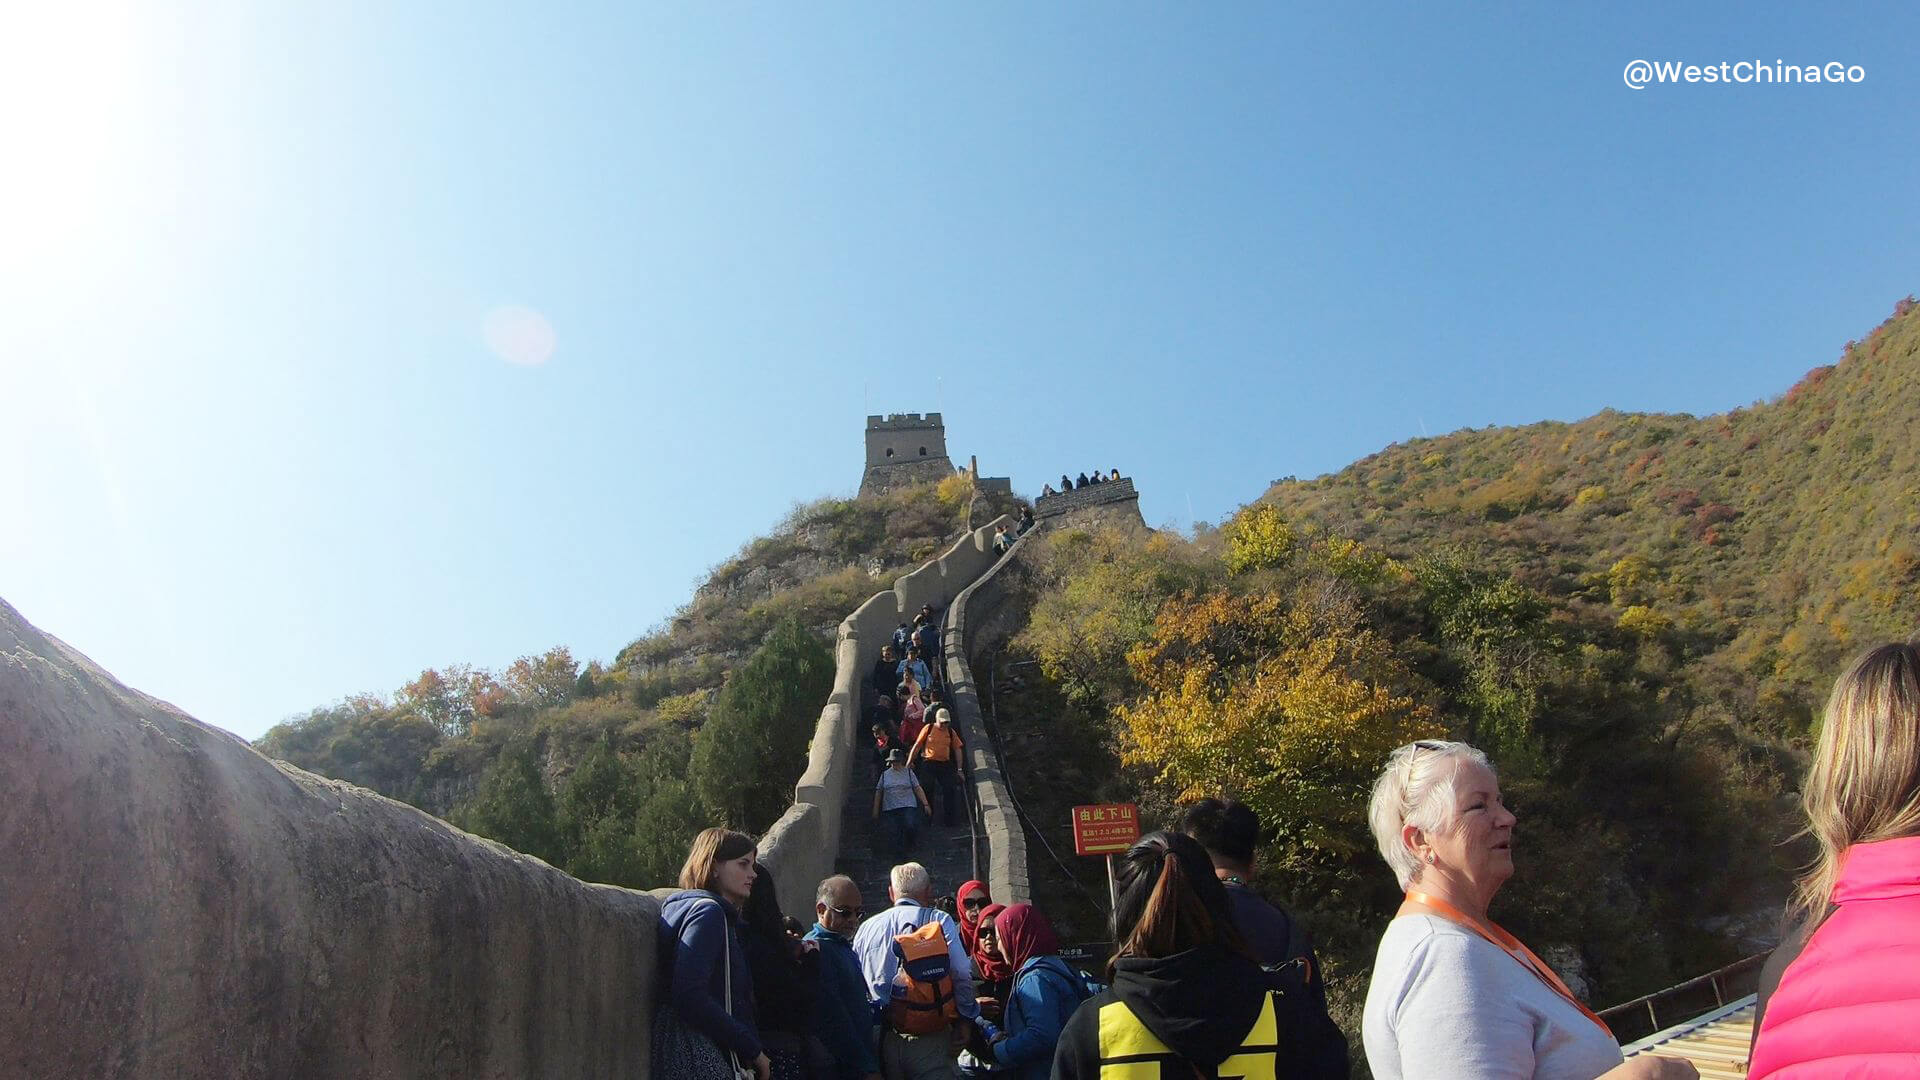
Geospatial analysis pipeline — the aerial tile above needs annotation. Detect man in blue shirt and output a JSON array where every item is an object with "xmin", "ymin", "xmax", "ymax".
[
  {"xmin": 896, "ymin": 647, "xmax": 932, "ymax": 693},
  {"xmin": 807, "ymin": 875, "xmax": 882, "ymax": 1080},
  {"xmin": 851, "ymin": 862, "xmax": 979, "ymax": 1080}
]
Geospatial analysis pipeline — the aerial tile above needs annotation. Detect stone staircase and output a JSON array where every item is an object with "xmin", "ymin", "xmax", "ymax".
[{"xmin": 834, "ymin": 726, "xmax": 981, "ymax": 909}]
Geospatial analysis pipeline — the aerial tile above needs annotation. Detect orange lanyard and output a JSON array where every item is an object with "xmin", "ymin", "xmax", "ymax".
[{"xmin": 1404, "ymin": 891, "xmax": 1613, "ymax": 1038}]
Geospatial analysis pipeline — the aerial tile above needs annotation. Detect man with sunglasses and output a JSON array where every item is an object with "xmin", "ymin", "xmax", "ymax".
[{"xmin": 807, "ymin": 875, "xmax": 882, "ymax": 1080}]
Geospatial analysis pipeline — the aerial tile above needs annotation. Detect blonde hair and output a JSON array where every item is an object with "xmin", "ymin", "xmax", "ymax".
[
  {"xmin": 1368, "ymin": 740, "xmax": 1491, "ymax": 889},
  {"xmin": 1791, "ymin": 638, "xmax": 1920, "ymax": 928}
]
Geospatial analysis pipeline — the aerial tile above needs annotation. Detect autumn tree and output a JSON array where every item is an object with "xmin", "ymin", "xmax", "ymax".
[
  {"xmin": 397, "ymin": 664, "xmax": 507, "ymax": 736},
  {"xmin": 1222, "ymin": 504, "xmax": 1298, "ymax": 576},
  {"xmin": 505, "ymin": 646, "xmax": 581, "ymax": 711},
  {"xmin": 1015, "ymin": 528, "xmax": 1214, "ymax": 704},
  {"xmin": 1116, "ymin": 590, "xmax": 1443, "ymax": 891}
]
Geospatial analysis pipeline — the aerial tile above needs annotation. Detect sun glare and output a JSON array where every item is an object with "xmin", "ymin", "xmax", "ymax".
[{"xmin": 0, "ymin": 1, "xmax": 141, "ymax": 283}]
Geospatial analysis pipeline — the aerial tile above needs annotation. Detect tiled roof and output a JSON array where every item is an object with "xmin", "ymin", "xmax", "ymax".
[{"xmin": 1620, "ymin": 995, "xmax": 1754, "ymax": 1079}]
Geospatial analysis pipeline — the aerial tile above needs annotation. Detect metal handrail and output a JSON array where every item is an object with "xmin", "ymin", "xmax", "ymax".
[{"xmin": 1596, "ymin": 952, "xmax": 1767, "ymax": 1034}]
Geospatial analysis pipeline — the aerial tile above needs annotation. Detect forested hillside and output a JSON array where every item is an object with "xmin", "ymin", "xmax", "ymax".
[
  {"xmin": 255, "ymin": 477, "xmax": 1020, "ymax": 887},
  {"xmin": 1262, "ymin": 296, "xmax": 1920, "ymax": 739},
  {"xmin": 994, "ymin": 298, "xmax": 1920, "ymax": 1053}
]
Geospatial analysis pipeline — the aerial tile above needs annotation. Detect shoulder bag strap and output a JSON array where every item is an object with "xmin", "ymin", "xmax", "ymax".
[{"xmin": 699, "ymin": 899, "xmax": 749, "ymax": 1077}]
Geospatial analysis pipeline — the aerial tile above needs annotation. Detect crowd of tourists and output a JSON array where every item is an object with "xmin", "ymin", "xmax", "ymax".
[
  {"xmin": 1037, "ymin": 469, "xmax": 1122, "ymax": 498},
  {"xmin": 653, "ymin": 635, "xmax": 1920, "ymax": 1078}
]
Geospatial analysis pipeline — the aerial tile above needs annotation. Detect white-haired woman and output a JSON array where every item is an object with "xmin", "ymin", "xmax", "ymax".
[{"xmin": 1361, "ymin": 740, "xmax": 1695, "ymax": 1080}]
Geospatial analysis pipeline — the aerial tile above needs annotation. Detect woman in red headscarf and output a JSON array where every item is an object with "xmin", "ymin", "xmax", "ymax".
[
  {"xmin": 955, "ymin": 880, "xmax": 991, "ymax": 955},
  {"xmin": 971, "ymin": 901, "xmax": 1013, "ymax": 1022},
  {"xmin": 985, "ymin": 904, "xmax": 1085, "ymax": 1080}
]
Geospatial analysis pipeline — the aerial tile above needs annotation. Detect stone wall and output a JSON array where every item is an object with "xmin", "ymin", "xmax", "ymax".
[
  {"xmin": 1036, "ymin": 474, "xmax": 1136, "ymax": 522},
  {"xmin": 941, "ymin": 534, "xmax": 1037, "ymax": 906},
  {"xmin": 1, "ymin": 598, "xmax": 663, "ymax": 1080},
  {"xmin": 756, "ymin": 513, "xmax": 1016, "ymax": 922},
  {"xmin": 859, "ymin": 457, "xmax": 956, "ymax": 497}
]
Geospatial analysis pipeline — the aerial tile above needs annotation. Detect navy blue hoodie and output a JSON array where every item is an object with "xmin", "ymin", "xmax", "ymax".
[{"xmin": 658, "ymin": 889, "xmax": 761, "ymax": 1059}]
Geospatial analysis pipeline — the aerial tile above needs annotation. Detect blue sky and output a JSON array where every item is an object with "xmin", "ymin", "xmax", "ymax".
[{"xmin": 4, "ymin": 3, "xmax": 1915, "ymax": 740}]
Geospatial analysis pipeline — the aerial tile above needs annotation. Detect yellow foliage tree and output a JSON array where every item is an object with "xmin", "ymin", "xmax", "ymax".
[
  {"xmin": 1117, "ymin": 593, "xmax": 1443, "ymax": 863},
  {"xmin": 1222, "ymin": 504, "xmax": 1297, "ymax": 576}
]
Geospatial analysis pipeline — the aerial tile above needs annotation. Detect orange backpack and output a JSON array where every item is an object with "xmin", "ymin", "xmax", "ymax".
[{"xmin": 888, "ymin": 919, "xmax": 960, "ymax": 1034}]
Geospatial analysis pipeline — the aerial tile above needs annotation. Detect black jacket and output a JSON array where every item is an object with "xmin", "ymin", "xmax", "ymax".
[{"xmin": 1050, "ymin": 944, "xmax": 1345, "ymax": 1080}]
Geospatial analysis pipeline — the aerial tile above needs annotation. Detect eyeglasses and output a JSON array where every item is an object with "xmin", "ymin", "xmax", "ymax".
[
  {"xmin": 960, "ymin": 897, "xmax": 987, "ymax": 909},
  {"xmin": 827, "ymin": 905, "xmax": 864, "ymax": 919}
]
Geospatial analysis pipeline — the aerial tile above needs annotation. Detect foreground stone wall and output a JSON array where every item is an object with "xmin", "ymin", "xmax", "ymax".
[
  {"xmin": 757, "ymin": 514, "xmax": 1015, "ymax": 921},
  {"xmin": 1, "ymin": 598, "xmax": 662, "ymax": 1080}
]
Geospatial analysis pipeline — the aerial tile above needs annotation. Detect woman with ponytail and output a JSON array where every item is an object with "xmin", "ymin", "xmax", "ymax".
[
  {"xmin": 1052, "ymin": 831, "xmax": 1344, "ymax": 1079},
  {"xmin": 1749, "ymin": 639, "xmax": 1920, "ymax": 1077}
]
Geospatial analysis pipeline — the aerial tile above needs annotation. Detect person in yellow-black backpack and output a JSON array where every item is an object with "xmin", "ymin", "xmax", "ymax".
[{"xmin": 1051, "ymin": 831, "xmax": 1348, "ymax": 1080}]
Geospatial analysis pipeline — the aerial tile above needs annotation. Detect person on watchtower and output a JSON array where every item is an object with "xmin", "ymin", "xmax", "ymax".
[{"xmin": 852, "ymin": 863, "xmax": 980, "ymax": 1080}]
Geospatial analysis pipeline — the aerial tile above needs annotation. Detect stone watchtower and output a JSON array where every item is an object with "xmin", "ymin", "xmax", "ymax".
[{"xmin": 860, "ymin": 413, "xmax": 956, "ymax": 497}]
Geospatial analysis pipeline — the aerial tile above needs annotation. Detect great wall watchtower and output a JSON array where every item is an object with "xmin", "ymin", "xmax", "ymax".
[{"xmin": 860, "ymin": 413, "xmax": 957, "ymax": 497}]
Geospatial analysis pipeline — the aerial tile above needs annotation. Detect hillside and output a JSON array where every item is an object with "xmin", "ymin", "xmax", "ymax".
[
  {"xmin": 255, "ymin": 477, "xmax": 1023, "ymax": 888},
  {"xmin": 1261, "ymin": 296, "xmax": 1920, "ymax": 737}
]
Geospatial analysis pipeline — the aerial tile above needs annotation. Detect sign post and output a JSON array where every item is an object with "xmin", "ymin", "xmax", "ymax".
[{"xmin": 1071, "ymin": 803, "xmax": 1141, "ymax": 917}]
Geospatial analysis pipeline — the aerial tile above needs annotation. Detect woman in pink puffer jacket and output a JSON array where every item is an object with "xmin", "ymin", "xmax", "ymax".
[{"xmin": 1750, "ymin": 637, "xmax": 1920, "ymax": 1078}]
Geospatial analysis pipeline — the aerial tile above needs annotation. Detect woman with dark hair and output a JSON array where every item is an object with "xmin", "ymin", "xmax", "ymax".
[
  {"xmin": 742, "ymin": 864, "xmax": 823, "ymax": 1080},
  {"xmin": 1052, "ymin": 831, "xmax": 1342, "ymax": 1079},
  {"xmin": 982, "ymin": 904, "xmax": 1081, "ymax": 1080},
  {"xmin": 655, "ymin": 827, "xmax": 772, "ymax": 1080}
]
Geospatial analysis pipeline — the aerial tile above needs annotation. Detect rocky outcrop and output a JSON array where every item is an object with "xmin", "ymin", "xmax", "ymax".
[{"xmin": 0, "ymin": 598, "xmax": 662, "ymax": 1079}]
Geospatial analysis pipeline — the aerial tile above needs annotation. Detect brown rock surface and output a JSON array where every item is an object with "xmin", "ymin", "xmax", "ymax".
[{"xmin": 0, "ymin": 598, "xmax": 661, "ymax": 1079}]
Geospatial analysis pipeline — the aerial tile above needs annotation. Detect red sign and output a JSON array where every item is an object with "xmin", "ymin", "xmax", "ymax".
[{"xmin": 1071, "ymin": 803, "xmax": 1141, "ymax": 856}]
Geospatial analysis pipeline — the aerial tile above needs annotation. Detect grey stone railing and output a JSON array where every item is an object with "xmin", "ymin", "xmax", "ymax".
[{"xmin": 940, "ymin": 532, "xmax": 1036, "ymax": 905}]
